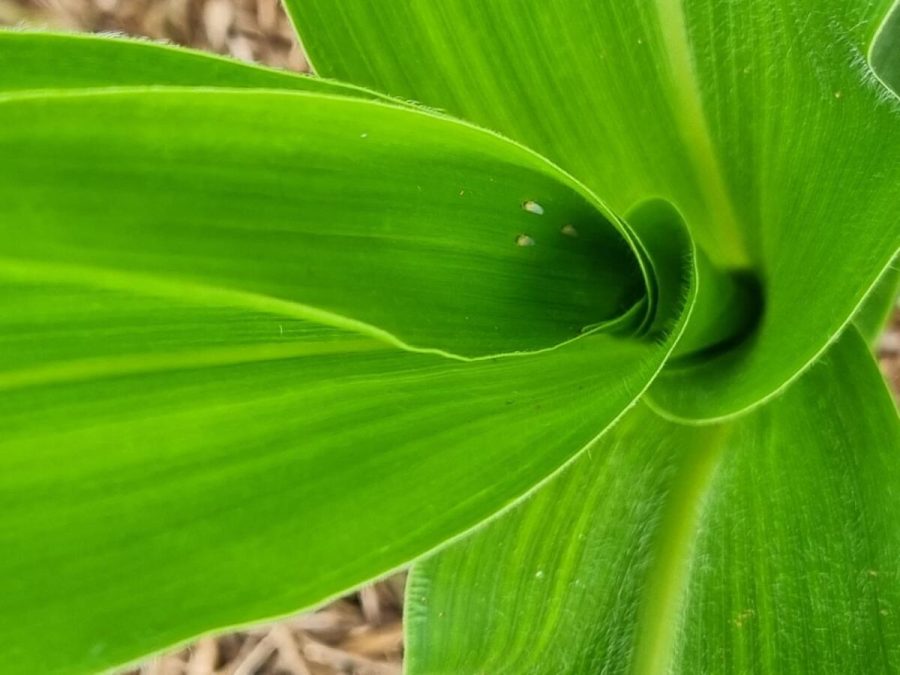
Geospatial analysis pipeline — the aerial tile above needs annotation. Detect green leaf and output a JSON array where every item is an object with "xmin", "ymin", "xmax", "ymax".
[
  {"xmin": 286, "ymin": 1, "xmax": 900, "ymax": 420},
  {"xmin": 0, "ymin": 88, "xmax": 647, "ymax": 356},
  {"xmin": 0, "ymin": 30, "xmax": 386, "ymax": 100},
  {"xmin": 0, "ymin": 88, "xmax": 695, "ymax": 673},
  {"xmin": 871, "ymin": 0, "xmax": 900, "ymax": 96},
  {"xmin": 853, "ymin": 255, "xmax": 898, "ymax": 345},
  {"xmin": 406, "ymin": 326, "xmax": 900, "ymax": 674}
]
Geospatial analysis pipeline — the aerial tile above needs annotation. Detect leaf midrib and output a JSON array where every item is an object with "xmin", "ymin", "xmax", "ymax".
[
  {"xmin": 629, "ymin": 418, "xmax": 729, "ymax": 675},
  {"xmin": 0, "ymin": 339, "xmax": 391, "ymax": 392},
  {"xmin": 654, "ymin": 0, "xmax": 750, "ymax": 268}
]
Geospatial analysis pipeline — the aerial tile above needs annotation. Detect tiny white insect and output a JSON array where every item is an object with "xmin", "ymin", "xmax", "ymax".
[
  {"xmin": 561, "ymin": 223, "xmax": 579, "ymax": 237},
  {"xmin": 516, "ymin": 234, "xmax": 536, "ymax": 247},
  {"xmin": 522, "ymin": 200, "xmax": 544, "ymax": 215}
]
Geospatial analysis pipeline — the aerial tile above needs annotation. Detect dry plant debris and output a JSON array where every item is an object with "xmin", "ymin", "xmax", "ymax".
[
  {"xmin": 0, "ymin": 0, "xmax": 307, "ymax": 71},
  {"xmin": 878, "ymin": 305, "xmax": 900, "ymax": 395},
  {"xmin": 130, "ymin": 580, "xmax": 405, "ymax": 675}
]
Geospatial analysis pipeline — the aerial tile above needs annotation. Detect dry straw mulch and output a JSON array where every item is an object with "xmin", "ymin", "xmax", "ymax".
[
  {"xmin": 126, "ymin": 580, "xmax": 405, "ymax": 675},
  {"xmin": 0, "ymin": 0, "xmax": 307, "ymax": 71},
  {"xmin": 879, "ymin": 308, "xmax": 900, "ymax": 395}
]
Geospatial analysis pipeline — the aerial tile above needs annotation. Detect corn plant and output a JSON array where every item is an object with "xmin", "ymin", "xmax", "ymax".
[{"xmin": 1, "ymin": 1, "xmax": 899, "ymax": 672}]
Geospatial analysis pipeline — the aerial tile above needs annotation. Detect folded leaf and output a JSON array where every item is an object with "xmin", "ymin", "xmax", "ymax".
[
  {"xmin": 287, "ymin": 1, "xmax": 900, "ymax": 420},
  {"xmin": 0, "ymin": 88, "xmax": 695, "ymax": 673},
  {"xmin": 0, "ymin": 89, "xmax": 645, "ymax": 356},
  {"xmin": 406, "ymin": 327, "xmax": 900, "ymax": 673}
]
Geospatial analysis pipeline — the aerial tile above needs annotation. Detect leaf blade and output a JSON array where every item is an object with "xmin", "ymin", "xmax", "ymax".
[
  {"xmin": 0, "ymin": 88, "xmax": 645, "ymax": 356},
  {"xmin": 0, "ymin": 29, "xmax": 384, "ymax": 99},
  {"xmin": 0, "ymin": 88, "xmax": 693, "ymax": 673},
  {"xmin": 406, "ymin": 327, "xmax": 900, "ymax": 673}
]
